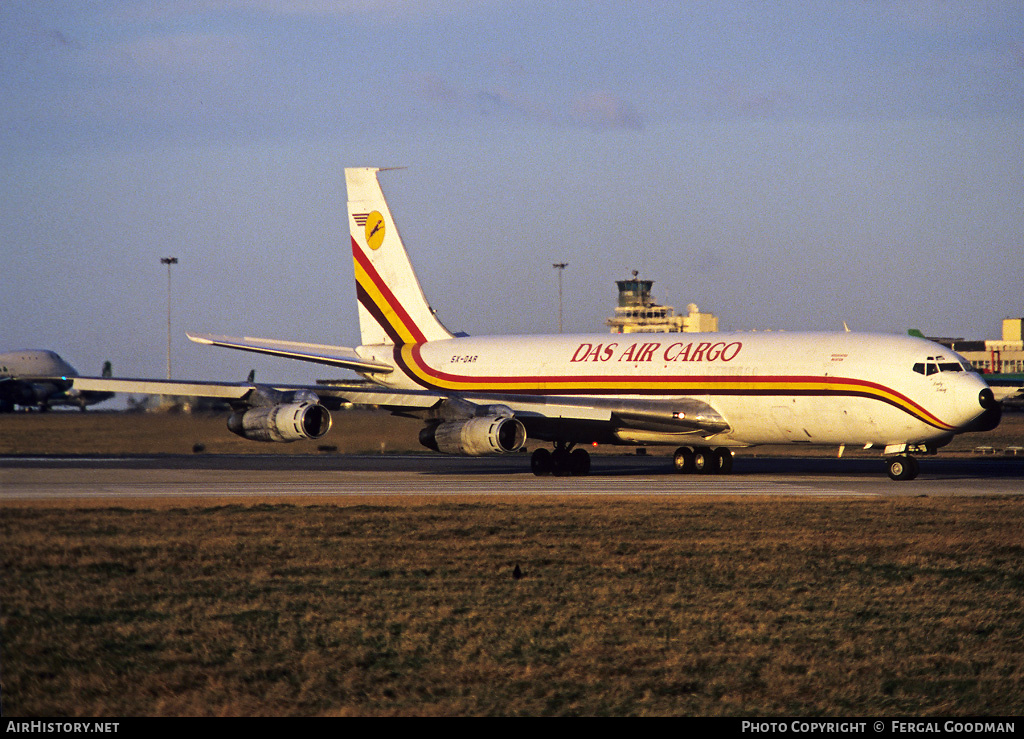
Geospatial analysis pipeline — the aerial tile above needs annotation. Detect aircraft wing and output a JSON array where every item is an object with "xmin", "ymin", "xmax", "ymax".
[
  {"xmin": 68, "ymin": 376, "xmax": 731, "ymax": 439},
  {"xmin": 64, "ymin": 376, "xmax": 444, "ymax": 411},
  {"xmin": 318, "ymin": 383, "xmax": 731, "ymax": 436},
  {"xmin": 68, "ymin": 376, "xmax": 255, "ymax": 400},
  {"xmin": 187, "ymin": 333, "xmax": 394, "ymax": 374}
]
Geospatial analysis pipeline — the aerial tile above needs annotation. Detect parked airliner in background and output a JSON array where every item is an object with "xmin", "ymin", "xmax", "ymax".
[
  {"xmin": 66, "ymin": 168, "xmax": 1001, "ymax": 480},
  {"xmin": 1, "ymin": 350, "xmax": 113, "ymax": 412}
]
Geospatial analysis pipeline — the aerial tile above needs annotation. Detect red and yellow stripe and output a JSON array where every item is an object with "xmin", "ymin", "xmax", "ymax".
[
  {"xmin": 352, "ymin": 238, "xmax": 427, "ymax": 344},
  {"xmin": 394, "ymin": 343, "xmax": 956, "ymax": 431}
]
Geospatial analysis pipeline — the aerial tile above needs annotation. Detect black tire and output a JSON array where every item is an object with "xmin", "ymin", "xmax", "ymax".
[
  {"xmin": 887, "ymin": 456, "xmax": 919, "ymax": 481},
  {"xmin": 714, "ymin": 447, "xmax": 734, "ymax": 475},
  {"xmin": 531, "ymin": 448, "xmax": 553, "ymax": 476},
  {"xmin": 569, "ymin": 448, "xmax": 591, "ymax": 476},
  {"xmin": 694, "ymin": 446, "xmax": 717, "ymax": 474},
  {"xmin": 673, "ymin": 446, "xmax": 694, "ymax": 473},
  {"xmin": 551, "ymin": 448, "xmax": 572, "ymax": 477}
]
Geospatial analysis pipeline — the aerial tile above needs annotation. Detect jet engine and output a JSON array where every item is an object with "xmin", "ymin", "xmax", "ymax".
[
  {"xmin": 227, "ymin": 401, "xmax": 332, "ymax": 442},
  {"xmin": 419, "ymin": 415, "xmax": 527, "ymax": 455}
]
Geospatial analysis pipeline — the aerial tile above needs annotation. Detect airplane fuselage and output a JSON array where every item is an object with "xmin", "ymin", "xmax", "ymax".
[{"xmin": 357, "ymin": 331, "xmax": 993, "ymax": 449}]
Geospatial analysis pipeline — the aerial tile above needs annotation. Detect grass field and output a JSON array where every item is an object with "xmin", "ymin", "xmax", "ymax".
[
  {"xmin": 3, "ymin": 496, "xmax": 1023, "ymax": 716},
  {"xmin": 3, "ymin": 411, "xmax": 1023, "ymax": 715}
]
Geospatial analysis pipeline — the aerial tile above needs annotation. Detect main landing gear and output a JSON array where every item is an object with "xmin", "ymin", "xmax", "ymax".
[
  {"xmin": 673, "ymin": 446, "xmax": 734, "ymax": 475},
  {"xmin": 531, "ymin": 442, "xmax": 591, "ymax": 477}
]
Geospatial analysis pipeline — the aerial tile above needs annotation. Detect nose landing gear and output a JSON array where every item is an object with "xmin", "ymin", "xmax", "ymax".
[{"xmin": 886, "ymin": 455, "xmax": 920, "ymax": 481}]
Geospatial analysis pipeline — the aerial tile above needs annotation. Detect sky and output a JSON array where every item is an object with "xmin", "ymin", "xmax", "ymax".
[{"xmin": 2, "ymin": 0, "xmax": 1023, "ymax": 389}]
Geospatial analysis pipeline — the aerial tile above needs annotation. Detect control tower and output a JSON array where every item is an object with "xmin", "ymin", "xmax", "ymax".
[{"xmin": 606, "ymin": 272, "xmax": 718, "ymax": 334}]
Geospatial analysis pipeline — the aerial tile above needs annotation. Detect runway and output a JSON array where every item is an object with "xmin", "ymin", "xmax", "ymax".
[{"xmin": 2, "ymin": 453, "xmax": 1022, "ymax": 501}]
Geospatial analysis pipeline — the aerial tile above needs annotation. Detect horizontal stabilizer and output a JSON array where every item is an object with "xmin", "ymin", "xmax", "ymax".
[{"xmin": 187, "ymin": 333, "xmax": 394, "ymax": 374}]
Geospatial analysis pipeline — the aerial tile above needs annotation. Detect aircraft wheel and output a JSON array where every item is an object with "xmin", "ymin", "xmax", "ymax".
[
  {"xmin": 531, "ymin": 448, "xmax": 553, "ymax": 476},
  {"xmin": 886, "ymin": 455, "xmax": 919, "ymax": 481},
  {"xmin": 673, "ymin": 446, "xmax": 695, "ymax": 474},
  {"xmin": 551, "ymin": 448, "xmax": 572, "ymax": 477},
  {"xmin": 714, "ymin": 447, "xmax": 734, "ymax": 475},
  {"xmin": 693, "ymin": 446, "xmax": 717, "ymax": 474},
  {"xmin": 569, "ymin": 448, "xmax": 591, "ymax": 476}
]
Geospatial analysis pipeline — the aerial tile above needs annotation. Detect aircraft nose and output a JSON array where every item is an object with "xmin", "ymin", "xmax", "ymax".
[
  {"xmin": 963, "ymin": 386, "xmax": 1001, "ymax": 433},
  {"xmin": 978, "ymin": 387, "xmax": 997, "ymax": 410}
]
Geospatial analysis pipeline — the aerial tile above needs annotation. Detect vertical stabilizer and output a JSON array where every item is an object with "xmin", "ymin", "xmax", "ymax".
[{"xmin": 346, "ymin": 167, "xmax": 453, "ymax": 346}]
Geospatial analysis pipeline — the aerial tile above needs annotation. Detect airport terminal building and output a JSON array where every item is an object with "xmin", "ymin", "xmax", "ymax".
[{"xmin": 929, "ymin": 318, "xmax": 1024, "ymax": 375}]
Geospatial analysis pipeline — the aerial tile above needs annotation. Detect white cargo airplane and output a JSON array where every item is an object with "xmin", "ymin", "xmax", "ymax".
[
  {"xmin": 68, "ymin": 168, "xmax": 1001, "ymax": 480},
  {"xmin": 1, "ymin": 350, "xmax": 113, "ymax": 412}
]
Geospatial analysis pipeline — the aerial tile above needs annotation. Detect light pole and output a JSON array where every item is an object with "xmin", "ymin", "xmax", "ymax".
[
  {"xmin": 552, "ymin": 262, "xmax": 568, "ymax": 333},
  {"xmin": 161, "ymin": 257, "xmax": 178, "ymax": 379}
]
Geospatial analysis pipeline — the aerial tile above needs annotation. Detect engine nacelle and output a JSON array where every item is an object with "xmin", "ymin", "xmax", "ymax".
[
  {"xmin": 420, "ymin": 415, "xmax": 527, "ymax": 456},
  {"xmin": 227, "ymin": 402, "xmax": 332, "ymax": 443}
]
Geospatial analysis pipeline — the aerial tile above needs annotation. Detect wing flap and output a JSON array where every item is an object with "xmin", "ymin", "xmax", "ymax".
[
  {"xmin": 456, "ymin": 392, "xmax": 731, "ymax": 435},
  {"xmin": 187, "ymin": 333, "xmax": 394, "ymax": 374},
  {"xmin": 314, "ymin": 381, "xmax": 442, "ymax": 409}
]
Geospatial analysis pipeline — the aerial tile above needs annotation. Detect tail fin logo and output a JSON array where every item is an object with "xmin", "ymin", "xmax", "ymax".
[{"xmin": 353, "ymin": 211, "xmax": 386, "ymax": 250}]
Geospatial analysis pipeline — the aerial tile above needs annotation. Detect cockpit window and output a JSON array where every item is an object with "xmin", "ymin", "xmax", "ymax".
[{"xmin": 913, "ymin": 356, "xmax": 965, "ymax": 376}]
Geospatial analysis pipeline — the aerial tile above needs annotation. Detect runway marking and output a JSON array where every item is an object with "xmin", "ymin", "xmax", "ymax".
[{"xmin": 2, "ymin": 477, "xmax": 877, "ymax": 500}]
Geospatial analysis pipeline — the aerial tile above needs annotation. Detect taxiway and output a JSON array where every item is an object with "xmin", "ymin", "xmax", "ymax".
[{"xmin": 2, "ymin": 453, "xmax": 1022, "ymax": 502}]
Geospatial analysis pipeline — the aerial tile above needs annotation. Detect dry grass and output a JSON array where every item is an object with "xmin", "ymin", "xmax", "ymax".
[{"xmin": 3, "ymin": 497, "xmax": 1023, "ymax": 716}]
